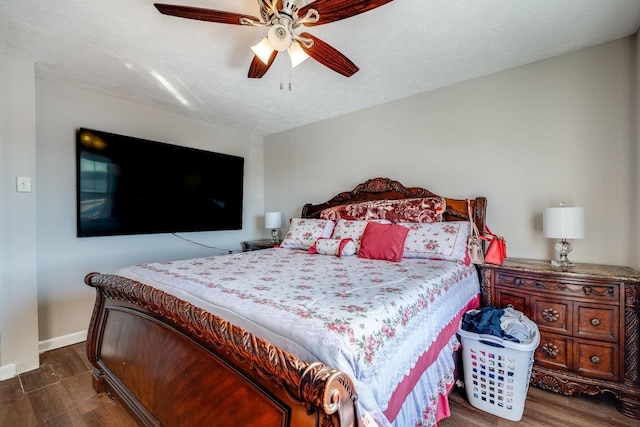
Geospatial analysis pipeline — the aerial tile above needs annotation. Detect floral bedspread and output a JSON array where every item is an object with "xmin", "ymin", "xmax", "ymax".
[{"xmin": 117, "ymin": 248, "xmax": 479, "ymax": 426}]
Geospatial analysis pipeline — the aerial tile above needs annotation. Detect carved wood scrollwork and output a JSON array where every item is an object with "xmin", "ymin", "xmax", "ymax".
[
  {"xmin": 541, "ymin": 308, "xmax": 560, "ymax": 323},
  {"xmin": 582, "ymin": 286, "xmax": 614, "ymax": 297},
  {"xmin": 480, "ymin": 268, "xmax": 492, "ymax": 307},
  {"xmin": 530, "ymin": 369, "xmax": 618, "ymax": 397},
  {"xmin": 625, "ymin": 284, "xmax": 640, "ymax": 385},
  {"xmin": 85, "ymin": 273, "xmax": 358, "ymax": 424},
  {"xmin": 626, "ymin": 284, "xmax": 640, "ymax": 307},
  {"xmin": 541, "ymin": 343, "xmax": 559, "ymax": 359}
]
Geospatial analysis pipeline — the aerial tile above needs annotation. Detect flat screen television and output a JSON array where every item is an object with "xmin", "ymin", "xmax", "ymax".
[{"xmin": 76, "ymin": 128, "xmax": 244, "ymax": 237}]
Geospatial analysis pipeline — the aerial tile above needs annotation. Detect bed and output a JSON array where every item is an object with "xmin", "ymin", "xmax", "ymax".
[{"xmin": 85, "ymin": 177, "xmax": 487, "ymax": 426}]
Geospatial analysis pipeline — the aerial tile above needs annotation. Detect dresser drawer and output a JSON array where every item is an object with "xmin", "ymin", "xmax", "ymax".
[
  {"xmin": 493, "ymin": 287, "xmax": 529, "ymax": 315},
  {"xmin": 535, "ymin": 332, "xmax": 571, "ymax": 371},
  {"xmin": 574, "ymin": 303, "xmax": 618, "ymax": 342},
  {"xmin": 532, "ymin": 298, "xmax": 571, "ymax": 335},
  {"xmin": 495, "ymin": 271, "xmax": 619, "ymax": 302},
  {"xmin": 573, "ymin": 340, "xmax": 618, "ymax": 380}
]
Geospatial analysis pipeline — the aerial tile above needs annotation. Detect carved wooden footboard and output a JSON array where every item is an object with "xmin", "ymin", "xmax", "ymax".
[{"xmin": 85, "ymin": 273, "xmax": 358, "ymax": 426}]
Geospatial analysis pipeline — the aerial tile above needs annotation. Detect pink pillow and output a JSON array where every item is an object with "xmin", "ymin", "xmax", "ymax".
[
  {"xmin": 358, "ymin": 222, "xmax": 409, "ymax": 262},
  {"xmin": 331, "ymin": 219, "xmax": 391, "ymax": 253}
]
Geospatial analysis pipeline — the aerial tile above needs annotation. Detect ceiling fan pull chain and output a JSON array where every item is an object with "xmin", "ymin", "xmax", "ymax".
[{"xmin": 280, "ymin": 60, "xmax": 284, "ymax": 90}]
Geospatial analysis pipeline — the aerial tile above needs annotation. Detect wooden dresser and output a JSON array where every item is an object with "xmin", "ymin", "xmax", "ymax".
[{"xmin": 479, "ymin": 258, "xmax": 640, "ymax": 418}]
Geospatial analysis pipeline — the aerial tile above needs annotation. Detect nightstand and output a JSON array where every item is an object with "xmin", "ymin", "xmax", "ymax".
[
  {"xmin": 241, "ymin": 239, "xmax": 279, "ymax": 252},
  {"xmin": 480, "ymin": 258, "xmax": 640, "ymax": 419}
]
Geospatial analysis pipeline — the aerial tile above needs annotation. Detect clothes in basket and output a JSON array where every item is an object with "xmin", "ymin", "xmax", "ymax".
[{"xmin": 461, "ymin": 305, "xmax": 537, "ymax": 343}]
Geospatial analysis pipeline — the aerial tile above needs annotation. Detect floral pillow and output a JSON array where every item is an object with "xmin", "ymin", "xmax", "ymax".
[
  {"xmin": 331, "ymin": 219, "xmax": 391, "ymax": 253},
  {"xmin": 320, "ymin": 197, "xmax": 445, "ymax": 223},
  {"xmin": 279, "ymin": 218, "xmax": 335, "ymax": 250},
  {"xmin": 309, "ymin": 238, "xmax": 356, "ymax": 257},
  {"xmin": 399, "ymin": 221, "xmax": 471, "ymax": 264}
]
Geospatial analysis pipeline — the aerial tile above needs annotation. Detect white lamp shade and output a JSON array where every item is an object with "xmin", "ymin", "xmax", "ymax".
[
  {"xmin": 288, "ymin": 42, "xmax": 309, "ymax": 68},
  {"xmin": 265, "ymin": 211, "xmax": 282, "ymax": 229},
  {"xmin": 543, "ymin": 207, "xmax": 585, "ymax": 239},
  {"xmin": 251, "ymin": 37, "xmax": 274, "ymax": 65}
]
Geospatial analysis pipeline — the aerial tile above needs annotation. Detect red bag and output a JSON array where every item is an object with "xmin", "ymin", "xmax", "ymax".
[{"xmin": 484, "ymin": 226, "xmax": 507, "ymax": 265}]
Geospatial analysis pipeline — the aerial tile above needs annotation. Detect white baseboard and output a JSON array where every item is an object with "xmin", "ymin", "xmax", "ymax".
[
  {"xmin": 0, "ymin": 363, "xmax": 17, "ymax": 381},
  {"xmin": 38, "ymin": 330, "xmax": 87, "ymax": 354}
]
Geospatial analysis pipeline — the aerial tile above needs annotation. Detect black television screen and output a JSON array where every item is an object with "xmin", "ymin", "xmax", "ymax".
[{"xmin": 76, "ymin": 128, "xmax": 244, "ymax": 237}]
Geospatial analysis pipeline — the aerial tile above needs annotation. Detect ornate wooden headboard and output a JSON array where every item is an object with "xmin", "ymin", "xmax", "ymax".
[{"xmin": 301, "ymin": 177, "xmax": 487, "ymax": 234}]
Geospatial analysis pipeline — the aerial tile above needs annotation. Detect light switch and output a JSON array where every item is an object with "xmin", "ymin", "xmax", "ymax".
[{"xmin": 16, "ymin": 176, "xmax": 31, "ymax": 192}]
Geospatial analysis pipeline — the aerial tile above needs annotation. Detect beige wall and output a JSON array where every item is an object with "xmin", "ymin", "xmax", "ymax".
[
  {"xmin": 34, "ymin": 81, "xmax": 265, "ymax": 346},
  {"xmin": 265, "ymin": 37, "xmax": 637, "ymax": 268},
  {"xmin": 0, "ymin": 53, "xmax": 40, "ymax": 377}
]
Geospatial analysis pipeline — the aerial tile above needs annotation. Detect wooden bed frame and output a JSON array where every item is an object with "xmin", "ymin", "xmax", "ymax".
[{"xmin": 85, "ymin": 177, "xmax": 487, "ymax": 426}]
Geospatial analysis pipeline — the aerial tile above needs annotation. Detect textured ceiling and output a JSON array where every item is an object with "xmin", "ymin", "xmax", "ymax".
[{"xmin": 1, "ymin": 0, "xmax": 639, "ymax": 136}]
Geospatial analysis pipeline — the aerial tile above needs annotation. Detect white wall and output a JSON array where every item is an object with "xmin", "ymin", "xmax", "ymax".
[
  {"xmin": 265, "ymin": 37, "xmax": 637, "ymax": 268},
  {"xmin": 0, "ymin": 53, "xmax": 40, "ymax": 377},
  {"xmin": 35, "ymin": 81, "xmax": 265, "ymax": 345}
]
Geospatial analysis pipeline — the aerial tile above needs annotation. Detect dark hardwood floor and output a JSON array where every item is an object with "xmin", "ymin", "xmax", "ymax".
[
  {"xmin": 0, "ymin": 342, "xmax": 136, "ymax": 427},
  {"xmin": 0, "ymin": 342, "xmax": 637, "ymax": 426}
]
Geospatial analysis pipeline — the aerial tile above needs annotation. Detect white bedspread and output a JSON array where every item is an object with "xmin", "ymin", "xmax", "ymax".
[{"xmin": 117, "ymin": 248, "xmax": 479, "ymax": 426}]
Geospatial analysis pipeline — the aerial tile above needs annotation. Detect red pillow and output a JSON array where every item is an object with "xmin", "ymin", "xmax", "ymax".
[{"xmin": 358, "ymin": 222, "xmax": 409, "ymax": 262}]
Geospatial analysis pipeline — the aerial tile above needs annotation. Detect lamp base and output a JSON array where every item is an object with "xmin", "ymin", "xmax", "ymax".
[
  {"xmin": 551, "ymin": 258, "xmax": 575, "ymax": 268},
  {"xmin": 270, "ymin": 228, "xmax": 279, "ymax": 243},
  {"xmin": 551, "ymin": 239, "xmax": 575, "ymax": 269}
]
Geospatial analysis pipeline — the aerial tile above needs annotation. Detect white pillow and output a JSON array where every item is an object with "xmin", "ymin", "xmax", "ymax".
[
  {"xmin": 279, "ymin": 218, "xmax": 335, "ymax": 250},
  {"xmin": 399, "ymin": 221, "xmax": 471, "ymax": 264},
  {"xmin": 310, "ymin": 238, "xmax": 356, "ymax": 257}
]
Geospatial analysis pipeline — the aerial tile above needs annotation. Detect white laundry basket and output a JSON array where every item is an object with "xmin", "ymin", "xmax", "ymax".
[{"xmin": 458, "ymin": 320, "xmax": 540, "ymax": 421}]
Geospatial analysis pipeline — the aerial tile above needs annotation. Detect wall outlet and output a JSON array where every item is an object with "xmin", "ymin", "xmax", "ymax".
[{"xmin": 16, "ymin": 176, "xmax": 31, "ymax": 192}]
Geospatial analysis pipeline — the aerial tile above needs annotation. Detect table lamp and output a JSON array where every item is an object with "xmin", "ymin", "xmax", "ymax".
[
  {"xmin": 543, "ymin": 203, "xmax": 584, "ymax": 268},
  {"xmin": 265, "ymin": 211, "xmax": 282, "ymax": 243}
]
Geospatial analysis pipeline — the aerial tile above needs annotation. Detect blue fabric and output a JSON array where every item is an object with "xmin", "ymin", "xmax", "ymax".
[{"xmin": 461, "ymin": 306, "xmax": 520, "ymax": 343}]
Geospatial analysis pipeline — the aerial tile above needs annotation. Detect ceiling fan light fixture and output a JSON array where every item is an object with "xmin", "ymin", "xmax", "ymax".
[
  {"xmin": 251, "ymin": 37, "xmax": 275, "ymax": 65},
  {"xmin": 267, "ymin": 24, "xmax": 292, "ymax": 51},
  {"xmin": 288, "ymin": 42, "xmax": 309, "ymax": 68}
]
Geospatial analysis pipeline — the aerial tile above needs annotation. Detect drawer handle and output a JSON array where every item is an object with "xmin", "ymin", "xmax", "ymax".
[
  {"xmin": 541, "ymin": 343, "xmax": 559, "ymax": 359},
  {"xmin": 590, "ymin": 318, "xmax": 601, "ymax": 327},
  {"xmin": 590, "ymin": 355, "xmax": 600, "ymax": 364},
  {"xmin": 541, "ymin": 308, "xmax": 560, "ymax": 323}
]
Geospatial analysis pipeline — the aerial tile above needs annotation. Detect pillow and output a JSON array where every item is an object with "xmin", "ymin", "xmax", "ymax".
[
  {"xmin": 331, "ymin": 219, "xmax": 391, "ymax": 253},
  {"xmin": 309, "ymin": 238, "xmax": 356, "ymax": 257},
  {"xmin": 320, "ymin": 197, "xmax": 445, "ymax": 223},
  {"xmin": 358, "ymin": 222, "xmax": 409, "ymax": 262},
  {"xmin": 280, "ymin": 218, "xmax": 335, "ymax": 250},
  {"xmin": 399, "ymin": 221, "xmax": 471, "ymax": 264}
]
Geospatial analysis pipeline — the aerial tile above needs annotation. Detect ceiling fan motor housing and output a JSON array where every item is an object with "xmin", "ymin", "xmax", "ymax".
[{"xmin": 282, "ymin": 1, "xmax": 299, "ymax": 16}]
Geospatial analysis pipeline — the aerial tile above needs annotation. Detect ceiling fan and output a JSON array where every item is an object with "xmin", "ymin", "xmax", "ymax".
[{"xmin": 154, "ymin": 0, "xmax": 394, "ymax": 78}]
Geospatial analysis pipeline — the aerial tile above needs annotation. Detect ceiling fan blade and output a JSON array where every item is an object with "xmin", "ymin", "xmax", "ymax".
[
  {"xmin": 299, "ymin": 0, "xmax": 393, "ymax": 26},
  {"xmin": 299, "ymin": 33, "xmax": 359, "ymax": 77},
  {"xmin": 154, "ymin": 3, "xmax": 259, "ymax": 25},
  {"xmin": 248, "ymin": 51, "xmax": 278, "ymax": 78}
]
